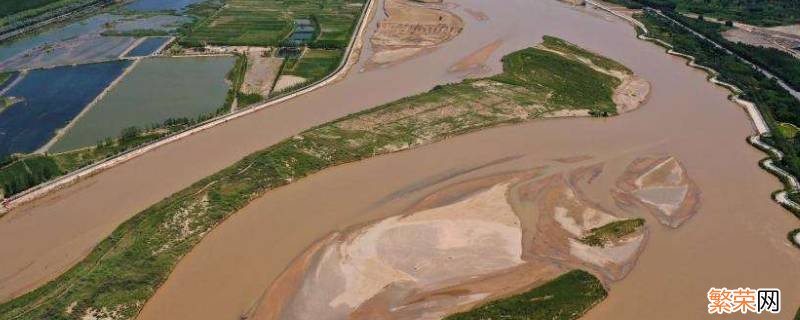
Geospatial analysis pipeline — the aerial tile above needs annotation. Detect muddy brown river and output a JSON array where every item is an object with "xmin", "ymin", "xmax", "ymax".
[{"xmin": 1, "ymin": 0, "xmax": 798, "ymax": 319}]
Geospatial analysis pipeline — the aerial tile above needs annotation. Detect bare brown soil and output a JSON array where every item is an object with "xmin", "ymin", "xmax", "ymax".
[
  {"xmin": 242, "ymin": 48, "xmax": 283, "ymax": 96},
  {"xmin": 368, "ymin": 0, "xmax": 464, "ymax": 67},
  {"xmin": 722, "ymin": 25, "xmax": 800, "ymax": 58},
  {"xmin": 679, "ymin": 13, "xmax": 800, "ymax": 58}
]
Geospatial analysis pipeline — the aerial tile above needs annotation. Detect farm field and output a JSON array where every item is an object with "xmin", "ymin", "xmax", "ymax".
[
  {"xmin": 124, "ymin": 37, "xmax": 171, "ymax": 57},
  {"xmin": 51, "ymin": 56, "xmax": 234, "ymax": 152},
  {"xmin": 277, "ymin": 48, "xmax": 343, "ymax": 90},
  {"xmin": 181, "ymin": 0, "xmax": 365, "ymax": 47},
  {"xmin": 0, "ymin": 60, "xmax": 130, "ymax": 157}
]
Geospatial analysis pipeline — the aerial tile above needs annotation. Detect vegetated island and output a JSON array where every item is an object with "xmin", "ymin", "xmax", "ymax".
[
  {"xmin": 0, "ymin": 36, "xmax": 647, "ymax": 320},
  {"xmin": 445, "ymin": 270, "xmax": 607, "ymax": 320}
]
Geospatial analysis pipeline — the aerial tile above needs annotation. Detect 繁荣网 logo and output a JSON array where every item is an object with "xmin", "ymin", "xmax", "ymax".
[{"xmin": 707, "ymin": 287, "xmax": 780, "ymax": 314}]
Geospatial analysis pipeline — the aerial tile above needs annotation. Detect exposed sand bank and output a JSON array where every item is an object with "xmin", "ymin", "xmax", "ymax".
[
  {"xmin": 253, "ymin": 156, "xmax": 679, "ymax": 318},
  {"xmin": 367, "ymin": 0, "xmax": 464, "ymax": 67},
  {"xmin": 614, "ymin": 156, "xmax": 700, "ymax": 227},
  {"xmin": 447, "ymin": 39, "xmax": 502, "ymax": 76}
]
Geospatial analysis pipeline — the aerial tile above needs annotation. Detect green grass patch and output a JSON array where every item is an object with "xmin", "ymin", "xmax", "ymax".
[
  {"xmin": 0, "ymin": 156, "xmax": 62, "ymax": 198},
  {"xmin": 778, "ymin": 122, "xmax": 800, "ymax": 139},
  {"xmin": 579, "ymin": 218, "xmax": 645, "ymax": 247},
  {"xmin": 0, "ymin": 37, "xmax": 630, "ymax": 319},
  {"xmin": 237, "ymin": 92, "xmax": 263, "ymax": 108},
  {"xmin": 0, "ymin": 72, "xmax": 12, "ymax": 85},
  {"xmin": 445, "ymin": 270, "xmax": 607, "ymax": 320},
  {"xmin": 540, "ymin": 35, "xmax": 632, "ymax": 75}
]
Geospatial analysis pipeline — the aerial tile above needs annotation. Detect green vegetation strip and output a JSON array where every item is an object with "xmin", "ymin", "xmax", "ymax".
[
  {"xmin": 604, "ymin": 0, "xmax": 800, "ymax": 27},
  {"xmin": 579, "ymin": 218, "xmax": 645, "ymax": 247},
  {"xmin": 0, "ymin": 156, "xmax": 62, "ymax": 198},
  {"xmin": 445, "ymin": 270, "xmax": 607, "ymax": 320},
  {"xmin": 636, "ymin": 11, "xmax": 800, "ymax": 183},
  {"xmin": 0, "ymin": 37, "xmax": 629, "ymax": 319},
  {"xmin": 659, "ymin": 12, "xmax": 800, "ymax": 93},
  {"xmin": 795, "ymin": 305, "xmax": 800, "ymax": 320},
  {"xmin": 790, "ymin": 229, "xmax": 800, "ymax": 249},
  {"xmin": 778, "ymin": 123, "xmax": 800, "ymax": 139}
]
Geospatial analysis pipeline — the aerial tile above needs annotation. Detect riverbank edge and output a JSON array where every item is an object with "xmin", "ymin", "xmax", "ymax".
[
  {"xmin": 584, "ymin": 0, "xmax": 800, "ymax": 248},
  {"xmin": 0, "ymin": 0, "xmax": 377, "ymax": 215}
]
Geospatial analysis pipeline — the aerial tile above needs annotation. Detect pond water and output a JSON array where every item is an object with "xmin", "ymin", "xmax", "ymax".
[
  {"xmin": 124, "ymin": 37, "xmax": 172, "ymax": 57},
  {"xmin": 125, "ymin": 0, "xmax": 209, "ymax": 12},
  {"xmin": 0, "ymin": 61, "xmax": 131, "ymax": 156},
  {"xmin": 0, "ymin": 14, "xmax": 188, "ymax": 71},
  {"xmin": 50, "ymin": 56, "xmax": 234, "ymax": 152},
  {"xmin": 287, "ymin": 19, "xmax": 316, "ymax": 45}
]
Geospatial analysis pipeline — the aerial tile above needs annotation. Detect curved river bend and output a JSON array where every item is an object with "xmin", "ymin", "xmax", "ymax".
[{"xmin": 0, "ymin": 0, "xmax": 798, "ymax": 319}]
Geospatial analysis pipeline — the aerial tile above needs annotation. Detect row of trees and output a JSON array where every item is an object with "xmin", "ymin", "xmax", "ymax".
[{"xmin": 639, "ymin": 11, "xmax": 800, "ymax": 178}]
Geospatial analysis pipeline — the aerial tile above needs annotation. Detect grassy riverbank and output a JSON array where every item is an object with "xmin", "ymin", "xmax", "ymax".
[
  {"xmin": 445, "ymin": 270, "xmax": 607, "ymax": 320},
  {"xmin": 0, "ymin": 37, "xmax": 630, "ymax": 319},
  {"xmin": 0, "ymin": 129, "xmax": 170, "ymax": 202},
  {"xmin": 636, "ymin": 11, "xmax": 800, "ymax": 179},
  {"xmin": 605, "ymin": 0, "xmax": 800, "ymax": 27},
  {"xmin": 661, "ymin": 12, "xmax": 800, "ymax": 92}
]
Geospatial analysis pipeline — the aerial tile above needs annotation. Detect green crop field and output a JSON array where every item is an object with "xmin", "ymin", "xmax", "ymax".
[
  {"xmin": 181, "ymin": 0, "xmax": 365, "ymax": 47},
  {"xmin": 778, "ymin": 122, "xmax": 800, "ymax": 139},
  {"xmin": 281, "ymin": 48, "xmax": 343, "ymax": 84},
  {"xmin": 313, "ymin": 12, "xmax": 359, "ymax": 46}
]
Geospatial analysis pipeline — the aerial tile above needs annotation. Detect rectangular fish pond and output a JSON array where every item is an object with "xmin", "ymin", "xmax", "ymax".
[
  {"xmin": 125, "ymin": 0, "xmax": 210, "ymax": 12},
  {"xmin": 0, "ymin": 14, "xmax": 188, "ymax": 71},
  {"xmin": 286, "ymin": 19, "xmax": 316, "ymax": 46},
  {"xmin": 50, "ymin": 56, "xmax": 235, "ymax": 152},
  {"xmin": 124, "ymin": 37, "xmax": 172, "ymax": 57},
  {"xmin": 0, "ymin": 60, "xmax": 132, "ymax": 157}
]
